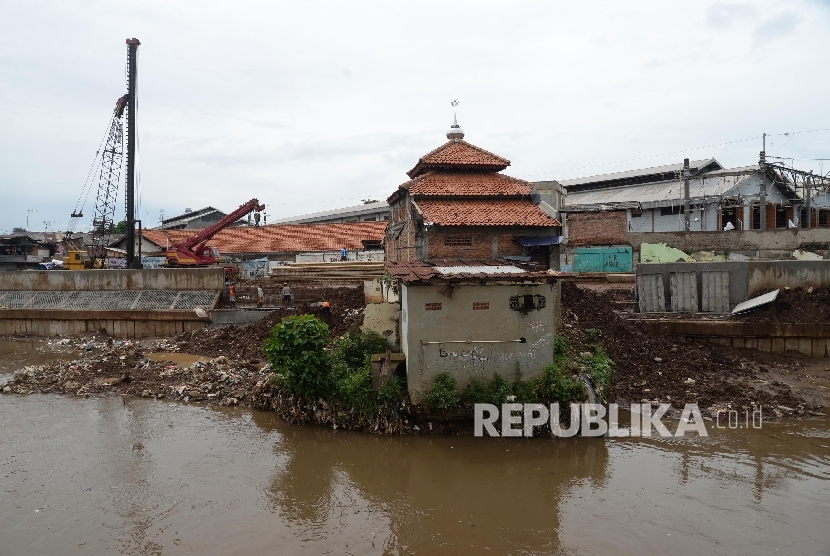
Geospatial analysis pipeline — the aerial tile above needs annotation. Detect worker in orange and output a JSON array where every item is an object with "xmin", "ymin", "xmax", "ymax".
[
  {"xmin": 228, "ymin": 283, "xmax": 236, "ymax": 308},
  {"xmin": 320, "ymin": 301, "xmax": 331, "ymax": 316}
]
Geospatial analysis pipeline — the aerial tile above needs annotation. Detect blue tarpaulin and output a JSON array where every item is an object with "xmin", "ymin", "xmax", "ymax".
[{"xmin": 515, "ymin": 236, "xmax": 563, "ymax": 247}]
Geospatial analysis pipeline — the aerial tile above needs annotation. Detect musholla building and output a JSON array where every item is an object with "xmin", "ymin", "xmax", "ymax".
[{"xmin": 385, "ymin": 118, "xmax": 562, "ymax": 268}]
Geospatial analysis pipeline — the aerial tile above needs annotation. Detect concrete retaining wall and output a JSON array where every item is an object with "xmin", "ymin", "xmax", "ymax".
[
  {"xmin": 637, "ymin": 260, "xmax": 830, "ymax": 310},
  {"xmin": 0, "ymin": 268, "xmax": 224, "ymax": 292},
  {"xmin": 0, "ymin": 309, "xmax": 210, "ymax": 338},
  {"xmin": 639, "ymin": 320, "xmax": 830, "ymax": 358}
]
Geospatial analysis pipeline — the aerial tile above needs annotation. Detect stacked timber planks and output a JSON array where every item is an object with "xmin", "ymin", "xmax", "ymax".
[{"xmin": 268, "ymin": 261, "xmax": 385, "ymax": 282}]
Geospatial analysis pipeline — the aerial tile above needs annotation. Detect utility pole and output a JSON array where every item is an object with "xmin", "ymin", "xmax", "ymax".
[
  {"xmin": 759, "ymin": 133, "xmax": 767, "ymax": 230},
  {"xmin": 805, "ymin": 175, "xmax": 812, "ymax": 229},
  {"xmin": 683, "ymin": 158, "xmax": 691, "ymax": 231},
  {"xmin": 125, "ymin": 38, "xmax": 141, "ymax": 268}
]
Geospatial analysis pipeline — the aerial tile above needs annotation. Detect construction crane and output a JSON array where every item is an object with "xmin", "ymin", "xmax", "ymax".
[
  {"xmin": 164, "ymin": 199, "xmax": 265, "ymax": 266},
  {"xmin": 66, "ymin": 38, "xmax": 141, "ymax": 269}
]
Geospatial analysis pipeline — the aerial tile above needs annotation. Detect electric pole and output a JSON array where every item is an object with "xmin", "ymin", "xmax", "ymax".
[
  {"xmin": 125, "ymin": 38, "xmax": 141, "ymax": 268},
  {"xmin": 683, "ymin": 158, "xmax": 691, "ymax": 231},
  {"xmin": 759, "ymin": 133, "xmax": 767, "ymax": 230}
]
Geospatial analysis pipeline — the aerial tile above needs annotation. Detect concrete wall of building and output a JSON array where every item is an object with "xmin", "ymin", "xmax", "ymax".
[
  {"xmin": 401, "ymin": 282, "xmax": 555, "ymax": 404},
  {"xmin": 628, "ymin": 229, "xmax": 830, "ymax": 253},
  {"xmin": 0, "ymin": 268, "xmax": 224, "ymax": 291}
]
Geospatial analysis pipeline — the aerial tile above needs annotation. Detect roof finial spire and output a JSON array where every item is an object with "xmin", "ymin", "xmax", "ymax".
[{"xmin": 447, "ymin": 98, "xmax": 464, "ymax": 141}]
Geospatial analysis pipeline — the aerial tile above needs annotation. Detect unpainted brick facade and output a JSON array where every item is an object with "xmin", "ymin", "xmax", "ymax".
[{"xmin": 567, "ymin": 211, "xmax": 628, "ymax": 246}]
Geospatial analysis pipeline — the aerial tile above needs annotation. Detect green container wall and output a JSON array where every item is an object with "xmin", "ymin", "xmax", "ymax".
[{"xmin": 573, "ymin": 246, "xmax": 632, "ymax": 273}]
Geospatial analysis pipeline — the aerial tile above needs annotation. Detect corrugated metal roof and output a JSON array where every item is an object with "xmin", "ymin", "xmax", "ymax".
[
  {"xmin": 387, "ymin": 259, "xmax": 556, "ymax": 284},
  {"xmin": 559, "ymin": 159, "xmax": 720, "ymax": 187},
  {"xmin": 273, "ymin": 201, "xmax": 389, "ymax": 224},
  {"xmin": 435, "ymin": 265, "xmax": 525, "ymax": 275},
  {"xmin": 565, "ymin": 173, "xmax": 755, "ymax": 209},
  {"xmin": 561, "ymin": 201, "xmax": 641, "ymax": 213}
]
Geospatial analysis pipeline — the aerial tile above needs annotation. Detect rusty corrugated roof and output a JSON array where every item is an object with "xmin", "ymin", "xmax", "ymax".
[{"xmin": 142, "ymin": 221, "xmax": 387, "ymax": 254}]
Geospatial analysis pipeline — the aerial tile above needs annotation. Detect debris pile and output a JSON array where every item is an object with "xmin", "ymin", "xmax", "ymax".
[
  {"xmin": 736, "ymin": 286, "xmax": 830, "ymax": 323},
  {"xmin": 0, "ymin": 334, "xmax": 268, "ymax": 406},
  {"xmin": 560, "ymin": 281, "xmax": 824, "ymax": 419},
  {"xmin": 174, "ymin": 285, "xmax": 366, "ymax": 360}
]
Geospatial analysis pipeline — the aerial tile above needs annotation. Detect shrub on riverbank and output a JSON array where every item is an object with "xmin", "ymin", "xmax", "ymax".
[
  {"xmin": 425, "ymin": 336, "xmax": 597, "ymax": 410},
  {"xmin": 262, "ymin": 315, "xmax": 332, "ymax": 400},
  {"xmin": 260, "ymin": 317, "xmax": 405, "ymax": 429}
]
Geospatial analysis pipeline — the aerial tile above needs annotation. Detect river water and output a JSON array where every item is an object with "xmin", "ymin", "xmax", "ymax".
[{"xmin": 1, "ymin": 341, "xmax": 829, "ymax": 555}]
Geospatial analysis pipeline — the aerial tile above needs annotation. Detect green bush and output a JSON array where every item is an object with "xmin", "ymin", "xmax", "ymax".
[
  {"xmin": 461, "ymin": 376, "xmax": 492, "ymax": 405},
  {"xmin": 377, "ymin": 375, "xmax": 405, "ymax": 404},
  {"xmin": 331, "ymin": 330, "xmax": 389, "ymax": 370},
  {"xmin": 586, "ymin": 347, "xmax": 614, "ymax": 388},
  {"xmin": 425, "ymin": 372, "xmax": 460, "ymax": 411},
  {"xmin": 334, "ymin": 363, "xmax": 375, "ymax": 416},
  {"xmin": 262, "ymin": 314, "xmax": 331, "ymax": 400},
  {"xmin": 553, "ymin": 335, "xmax": 568, "ymax": 358},
  {"xmin": 537, "ymin": 364, "xmax": 585, "ymax": 405},
  {"xmin": 461, "ymin": 372, "xmax": 539, "ymax": 406}
]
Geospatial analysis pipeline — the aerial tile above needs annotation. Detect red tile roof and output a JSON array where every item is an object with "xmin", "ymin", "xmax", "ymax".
[
  {"xmin": 407, "ymin": 140, "xmax": 510, "ymax": 178},
  {"xmin": 141, "ymin": 221, "xmax": 387, "ymax": 254},
  {"xmin": 416, "ymin": 199, "xmax": 560, "ymax": 227},
  {"xmin": 403, "ymin": 171, "xmax": 533, "ymax": 197}
]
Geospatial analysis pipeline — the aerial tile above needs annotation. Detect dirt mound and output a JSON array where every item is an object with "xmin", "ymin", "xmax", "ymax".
[
  {"xmin": 738, "ymin": 286, "xmax": 830, "ymax": 324},
  {"xmin": 174, "ymin": 285, "xmax": 366, "ymax": 360},
  {"xmin": 560, "ymin": 281, "xmax": 822, "ymax": 419}
]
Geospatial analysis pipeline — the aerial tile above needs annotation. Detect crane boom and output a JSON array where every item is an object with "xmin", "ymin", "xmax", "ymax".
[{"xmin": 164, "ymin": 198, "xmax": 265, "ymax": 266}]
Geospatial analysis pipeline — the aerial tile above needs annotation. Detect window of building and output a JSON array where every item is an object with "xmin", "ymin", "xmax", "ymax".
[
  {"xmin": 721, "ymin": 208, "xmax": 737, "ymax": 230},
  {"xmin": 775, "ymin": 206, "xmax": 787, "ymax": 228},
  {"xmin": 425, "ymin": 302, "xmax": 442, "ymax": 311},
  {"xmin": 443, "ymin": 235, "xmax": 473, "ymax": 247},
  {"xmin": 363, "ymin": 217, "xmax": 376, "ymax": 221},
  {"xmin": 752, "ymin": 206, "xmax": 761, "ymax": 229},
  {"xmin": 659, "ymin": 206, "xmax": 684, "ymax": 216},
  {"xmin": 820, "ymin": 211, "xmax": 828, "ymax": 228}
]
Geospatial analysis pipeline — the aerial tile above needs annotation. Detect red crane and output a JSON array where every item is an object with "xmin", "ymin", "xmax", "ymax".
[{"xmin": 164, "ymin": 198, "xmax": 265, "ymax": 266}]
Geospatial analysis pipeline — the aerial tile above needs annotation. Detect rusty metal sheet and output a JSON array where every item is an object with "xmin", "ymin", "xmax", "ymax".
[
  {"xmin": 670, "ymin": 272, "xmax": 698, "ymax": 312},
  {"xmin": 701, "ymin": 271, "xmax": 730, "ymax": 313},
  {"xmin": 637, "ymin": 274, "xmax": 665, "ymax": 313}
]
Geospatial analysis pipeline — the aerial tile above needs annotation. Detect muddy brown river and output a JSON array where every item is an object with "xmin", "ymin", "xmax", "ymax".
[{"xmin": 1, "ymin": 340, "xmax": 829, "ymax": 554}]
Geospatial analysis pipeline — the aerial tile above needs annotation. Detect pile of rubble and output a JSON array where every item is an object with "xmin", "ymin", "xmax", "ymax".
[
  {"xmin": 560, "ymin": 282, "xmax": 826, "ymax": 419},
  {"xmin": 0, "ymin": 334, "xmax": 269, "ymax": 407},
  {"xmin": 174, "ymin": 285, "xmax": 366, "ymax": 360}
]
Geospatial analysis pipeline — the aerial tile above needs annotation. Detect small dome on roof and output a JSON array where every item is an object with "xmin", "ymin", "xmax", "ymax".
[{"xmin": 446, "ymin": 114, "xmax": 465, "ymax": 141}]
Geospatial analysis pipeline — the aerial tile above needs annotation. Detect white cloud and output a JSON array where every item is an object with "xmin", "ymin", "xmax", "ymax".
[{"xmin": 0, "ymin": 0, "xmax": 828, "ymax": 232}]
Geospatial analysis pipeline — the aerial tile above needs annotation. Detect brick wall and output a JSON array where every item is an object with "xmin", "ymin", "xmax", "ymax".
[
  {"xmin": 426, "ymin": 229, "xmax": 493, "ymax": 259},
  {"xmin": 385, "ymin": 199, "xmax": 419, "ymax": 262},
  {"xmin": 567, "ymin": 212, "xmax": 627, "ymax": 246}
]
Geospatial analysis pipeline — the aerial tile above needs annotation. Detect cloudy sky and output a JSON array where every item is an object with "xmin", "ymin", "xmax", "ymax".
[{"xmin": 1, "ymin": 0, "xmax": 828, "ymax": 233}]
